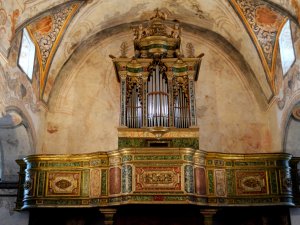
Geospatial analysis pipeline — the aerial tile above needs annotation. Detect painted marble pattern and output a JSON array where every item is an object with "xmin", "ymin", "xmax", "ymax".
[
  {"xmin": 184, "ymin": 165, "xmax": 194, "ymax": 193},
  {"xmin": 47, "ymin": 171, "xmax": 80, "ymax": 196},
  {"xmin": 101, "ymin": 169, "xmax": 107, "ymax": 196},
  {"xmin": 236, "ymin": 171, "xmax": 267, "ymax": 195},
  {"xmin": 215, "ymin": 169, "xmax": 226, "ymax": 197},
  {"xmin": 136, "ymin": 167, "xmax": 181, "ymax": 191},
  {"xmin": 194, "ymin": 167, "xmax": 206, "ymax": 195},
  {"xmin": 122, "ymin": 165, "xmax": 132, "ymax": 193},
  {"xmin": 109, "ymin": 167, "xmax": 121, "ymax": 195},
  {"xmin": 37, "ymin": 171, "xmax": 45, "ymax": 196},
  {"xmin": 90, "ymin": 169, "xmax": 101, "ymax": 198}
]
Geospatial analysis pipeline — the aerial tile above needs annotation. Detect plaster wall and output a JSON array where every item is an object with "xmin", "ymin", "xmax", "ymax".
[
  {"xmin": 43, "ymin": 30, "xmax": 276, "ymax": 154},
  {"xmin": 0, "ymin": 196, "xmax": 29, "ymax": 225},
  {"xmin": 290, "ymin": 208, "xmax": 300, "ymax": 225}
]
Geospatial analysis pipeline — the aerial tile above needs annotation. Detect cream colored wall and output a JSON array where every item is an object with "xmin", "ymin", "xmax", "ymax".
[{"xmin": 41, "ymin": 30, "xmax": 277, "ymax": 154}]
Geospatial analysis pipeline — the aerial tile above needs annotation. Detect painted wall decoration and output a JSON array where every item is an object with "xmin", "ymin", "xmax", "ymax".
[
  {"xmin": 0, "ymin": 1, "xmax": 7, "ymax": 44},
  {"xmin": 230, "ymin": 0, "xmax": 287, "ymax": 93},
  {"xmin": 26, "ymin": 2, "xmax": 81, "ymax": 98}
]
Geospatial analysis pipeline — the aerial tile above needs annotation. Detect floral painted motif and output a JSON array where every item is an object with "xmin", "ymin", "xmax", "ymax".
[{"xmin": 231, "ymin": 0, "xmax": 287, "ymax": 91}]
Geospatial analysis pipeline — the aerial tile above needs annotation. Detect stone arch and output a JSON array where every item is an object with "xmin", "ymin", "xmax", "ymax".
[
  {"xmin": 283, "ymin": 100, "xmax": 300, "ymax": 156},
  {"xmin": 0, "ymin": 106, "xmax": 35, "ymax": 181}
]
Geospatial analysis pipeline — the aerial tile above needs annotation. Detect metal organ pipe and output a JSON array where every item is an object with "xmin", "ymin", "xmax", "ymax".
[
  {"xmin": 126, "ymin": 85, "xmax": 143, "ymax": 128},
  {"xmin": 146, "ymin": 64, "xmax": 170, "ymax": 127},
  {"xmin": 174, "ymin": 88, "xmax": 190, "ymax": 128}
]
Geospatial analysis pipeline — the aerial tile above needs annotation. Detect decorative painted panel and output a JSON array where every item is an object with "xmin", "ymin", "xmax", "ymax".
[
  {"xmin": 235, "ymin": 171, "xmax": 267, "ymax": 195},
  {"xmin": 15, "ymin": 149, "xmax": 296, "ymax": 210},
  {"xmin": 46, "ymin": 171, "xmax": 81, "ymax": 196},
  {"xmin": 136, "ymin": 167, "xmax": 181, "ymax": 191}
]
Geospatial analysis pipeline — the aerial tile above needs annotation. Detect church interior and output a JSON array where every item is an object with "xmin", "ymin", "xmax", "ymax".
[{"xmin": 1, "ymin": 0, "xmax": 300, "ymax": 225}]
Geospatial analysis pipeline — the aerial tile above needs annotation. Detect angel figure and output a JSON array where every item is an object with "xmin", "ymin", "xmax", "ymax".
[
  {"xmin": 171, "ymin": 23, "xmax": 182, "ymax": 39},
  {"xmin": 133, "ymin": 24, "xmax": 145, "ymax": 40}
]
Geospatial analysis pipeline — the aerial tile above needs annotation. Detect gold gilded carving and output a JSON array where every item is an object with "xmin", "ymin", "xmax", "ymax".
[
  {"xmin": 136, "ymin": 167, "xmax": 181, "ymax": 191},
  {"xmin": 143, "ymin": 172, "xmax": 173, "ymax": 184},
  {"xmin": 109, "ymin": 156, "xmax": 121, "ymax": 165},
  {"xmin": 148, "ymin": 126, "xmax": 169, "ymax": 139},
  {"xmin": 118, "ymin": 127, "xmax": 199, "ymax": 138}
]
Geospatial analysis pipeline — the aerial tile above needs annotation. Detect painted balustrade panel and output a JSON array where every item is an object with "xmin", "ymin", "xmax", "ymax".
[
  {"xmin": 205, "ymin": 153, "xmax": 293, "ymax": 206},
  {"xmin": 16, "ymin": 149, "xmax": 295, "ymax": 209}
]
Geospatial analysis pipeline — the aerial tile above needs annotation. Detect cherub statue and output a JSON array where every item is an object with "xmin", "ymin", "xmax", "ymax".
[
  {"xmin": 133, "ymin": 24, "xmax": 145, "ymax": 40},
  {"xmin": 170, "ymin": 23, "xmax": 182, "ymax": 39}
]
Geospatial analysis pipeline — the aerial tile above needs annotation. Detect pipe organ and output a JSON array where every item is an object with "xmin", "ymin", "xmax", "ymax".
[{"xmin": 111, "ymin": 10, "xmax": 204, "ymax": 129}]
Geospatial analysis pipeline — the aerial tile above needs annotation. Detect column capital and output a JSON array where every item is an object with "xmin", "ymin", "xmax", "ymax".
[
  {"xmin": 200, "ymin": 208, "xmax": 218, "ymax": 225},
  {"xmin": 99, "ymin": 208, "xmax": 117, "ymax": 225}
]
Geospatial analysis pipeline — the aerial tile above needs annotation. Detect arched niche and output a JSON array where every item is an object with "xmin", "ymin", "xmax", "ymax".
[
  {"xmin": 284, "ymin": 103, "xmax": 300, "ymax": 157},
  {"xmin": 0, "ymin": 108, "xmax": 35, "ymax": 182}
]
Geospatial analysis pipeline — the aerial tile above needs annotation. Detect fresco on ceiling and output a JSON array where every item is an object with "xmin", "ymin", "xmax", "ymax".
[
  {"xmin": 230, "ymin": 0, "xmax": 287, "ymax": 93},
  {"xmin": 0, "ymin": 0, "xmax": 20, "ymax": 58},
  {"xmin": 0, "ymin": 0, "xmax": 67, "ymax": 58},
  {"xmin": 26, "ymin": 2, "xmax": 82, "ymax": 98}
]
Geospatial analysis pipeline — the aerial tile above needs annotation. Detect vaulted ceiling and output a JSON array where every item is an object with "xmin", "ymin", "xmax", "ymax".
[{"xmin": 1, "ymin": 0, "xmax": 299, "ymax": 106}]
